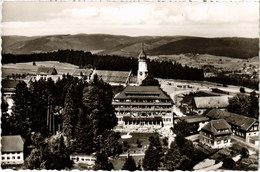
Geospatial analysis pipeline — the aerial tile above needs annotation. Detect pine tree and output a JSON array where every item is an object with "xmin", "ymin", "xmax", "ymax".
[
  {"xmin": 25, "ymin": 133, "xmax": 72, "ymax": 170},
  {"xmin": 10, "ymin": 81, "xmax": 32, "ymax": 139},
  {"xmin": 122, "ymin": 156, "xmax": 137, "ymax": 171},
  {"xmin": 143, "ymin": 136, "xmax": 163, "ymax": 170},
  {"xmin": 62, "ymin": 84, "xmax": 79, "ymax": 140},
  {"xmin": 249, "ymin": 91, "xmax": 259, "ymax": 118}
]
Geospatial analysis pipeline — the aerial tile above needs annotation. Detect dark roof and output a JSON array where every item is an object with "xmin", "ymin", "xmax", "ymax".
[
  {"xmin": 92, "ymin": 70, "xmax": 132, "ymax": 84},
  {"xmin": 2, "ymin": 79, "xmax": 22, "ymax": 89},
  {"xmin": 1, "ymin": 135, "xmax": 24, "ymax": 152},
  {"xmin": 138, "ymin": 48, "xmax": 147, "ymax": 60},
  {"xmin": 36, "ymin": 66, "xmax": 57, "ymax": 75},
  {"xmin": 194, "ymin": 96, "xmax": 229, "ymax": 109},
  {"xmin": 179, "ymin": 115, "xmax": 209, "ymax": 124},
  {"xmin": 201, "ymin": 119, "xmax": 232, "ymax": 136},
  {"xmin": 72, "ymin": 69, "xmax": 93, "ymax": 76},
  {"xmin": 204, "ymin": 108, "xmax": 258, "ymax": 131},
  {"xmin": 114, "ymin": 86, "xmax": 172, "ymax": 100}
]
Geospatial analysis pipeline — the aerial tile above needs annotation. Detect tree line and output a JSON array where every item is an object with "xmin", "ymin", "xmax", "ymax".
[{"xmin": 2, "ymin": 49, "xmax": 204, "ymax": 81}]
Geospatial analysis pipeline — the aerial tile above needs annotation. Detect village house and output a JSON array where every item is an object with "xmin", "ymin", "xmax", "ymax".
[
  {"xmin": 204, "ymin": 108, "xmax": 259, "ymax": 144},
  {"xmin": 36, "ymin": 66, "xmax": 58, "ymax": 81},
  {"xmin": 72, "ymin": 68, "xmax": 93, "ymax": 81},
  {"xmin": 1, "ymin": 135, "xmax": 25, "ymax": 165},
  {"xmin": 199, "ymin": 119, "xmax": 232, "ymax": 149},
  {"xmin": 70, "ymin": 153, "xmax": 96, "ymax": 168},
  {"xmin": 191, "ymin": 96, "xmax": 229, "ymax": 115},
  {"xmin": 91, "ymin": 69, "xmax": 136, "ymax": 86}
]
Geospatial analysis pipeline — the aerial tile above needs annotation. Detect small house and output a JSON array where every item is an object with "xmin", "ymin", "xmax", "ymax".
[
  {"xmin": 1, "ymin": 135, "xmax": 24, "ymax": 165},
  {"xmin": 36, "ymin": 66, "xmax": 58, "ymax": 81},
  {"xmin": 199, "ymin": 119, "xmax": 232, "ymax": 149},
  {"xmin": 204, "ymin": 108, "xmax": 259, "ymax": 143},
  {"xmin": 70, "ymin": 153, "xmax": 96, "ymax": 167}
]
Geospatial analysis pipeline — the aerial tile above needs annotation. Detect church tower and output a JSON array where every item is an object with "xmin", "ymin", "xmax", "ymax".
[{"xmin": 137, "ymin": 48, "xmax": 148, "ymax": 85}]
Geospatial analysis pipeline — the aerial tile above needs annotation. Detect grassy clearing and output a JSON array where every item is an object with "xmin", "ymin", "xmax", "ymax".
[{"xmin": 2, "ymin": 61, "xmax": 79, "ymax": 78}]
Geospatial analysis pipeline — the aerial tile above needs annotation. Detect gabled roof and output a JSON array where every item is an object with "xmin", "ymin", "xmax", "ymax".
[
  {"xmin": 203, "ymin": 108, "xmax": 258, "ymax": 131},
  {"xmin": 1, "ymin": 135, "xmax": 24, "ymax": 152},
  {"xmin": 138, "ymin": 48, "xmax": 147, "ymax": 60},
  {"xmin": 36, "ymin": 66, "xmax": 57, "ymax": 75},
  {"xmin": 114, "ymin": 86, "xmax": 172, "ymax": 100},
  {"xmin": 194, "ymin": 96, "xmax": 229, "ymax": 109},
  {"xmin": 179, "ymin": 115, "xmax": 209, "ymax": 124},
  {"xmin": 201, "ymin": 119, "xmax": 232, "ymax": 136},
  {"xmin": 92, "ymin": 70, "xmax": 132, "ymax": 84},
  {"xmin": 72, "ymin": 69, "xmax": 93, "ymax": 76}
]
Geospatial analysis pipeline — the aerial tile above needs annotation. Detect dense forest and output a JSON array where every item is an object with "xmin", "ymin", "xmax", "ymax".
[
  {"xmin": 2, "ymin": 50, "xmax": 204, "ymax": 81},
  {"xmin": 1, "ymin": 75, "xmax": 121, "ymax": 170}
]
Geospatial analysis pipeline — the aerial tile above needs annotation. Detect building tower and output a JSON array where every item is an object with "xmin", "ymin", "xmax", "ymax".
[{"xmin": 137, "ymin": 48, "xmax": 148, "ymax": 85}]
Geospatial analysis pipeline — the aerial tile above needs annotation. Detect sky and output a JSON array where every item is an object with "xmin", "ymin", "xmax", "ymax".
[{"xmin": 1, "ymin": 1, "xmax": 259, "ymax": 38}]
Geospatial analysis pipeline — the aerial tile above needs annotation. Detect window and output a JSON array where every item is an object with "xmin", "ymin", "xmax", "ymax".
[
  {"xmin": 17, "ymin": 156, "xmax": 20, "ymax": 159},
  {"xmin": 224, "ymin": 139, "xmax": 228, "ymax": 143},
  {"xmin": 7, "ymin": 157, "xmax": 10, "ymax": 160},
  {"xmin": 81, "ymin": 158, "xmax": 84, "ymax": 161},
  {"xmin": 217, "ymin": 140, "xmax": 221, "ymax": 144},
  {"xmin": 2, "ymin": 157, "xmax": 5, "ymax": 160},
  {"xmin": 12, "ymin": 156, "xmax": 15, "ymax": 159}
]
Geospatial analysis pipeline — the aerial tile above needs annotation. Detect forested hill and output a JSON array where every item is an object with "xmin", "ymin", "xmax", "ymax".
[
  {"xmin": 2, "ymin": 50, "xmax": 204, "ymax": 81},
  {"xmin": 147, "ymin": 37, "xmax": 259, "ymax": 59},
  {"xmin": 2, "ymin": 34, "xmax": 258, "ymax": 59}
]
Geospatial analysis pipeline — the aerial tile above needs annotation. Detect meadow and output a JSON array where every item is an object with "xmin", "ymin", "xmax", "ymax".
[{"xmin": 1, "ymin": 61, "xmax": 79, "ymax": 78}]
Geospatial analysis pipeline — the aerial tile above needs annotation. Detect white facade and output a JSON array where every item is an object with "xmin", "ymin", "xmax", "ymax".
[
  {"xmin": 137, "ymin": 60, "xmax": 148, "ymax": 85},
  {"xmin": 199, "ymin": 131, "xmax": 232, "ymax": 149},
  {"xmin": 1, "ymin": 152, "xmax": 24, "ymax": 165},
  {"xmin": 70, "ymin": 154, "xmax": 96, "ymax": 167}
]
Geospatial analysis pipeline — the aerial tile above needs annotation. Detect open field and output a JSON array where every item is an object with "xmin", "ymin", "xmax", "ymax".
[
  {"xmin": 149, "ymin": 54, "xmax": 259, "ymax": 71},
  {"xmin": 2, "ymin": 61, "xmax": 79, "ymax": 78}
]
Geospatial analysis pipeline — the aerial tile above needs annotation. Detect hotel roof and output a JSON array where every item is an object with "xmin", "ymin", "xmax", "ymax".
[{"xmin": 114, "ymin": 86, "xmax": 172, "ymax": 100}]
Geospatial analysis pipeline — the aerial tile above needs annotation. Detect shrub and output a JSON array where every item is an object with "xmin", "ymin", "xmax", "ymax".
[
  {"xmin": 223, "ymin": 158, "xmax": 235, "ymax": 169},
  {"xmin": 241, "ymin": 147, "xmax": 249, "ymax": 158}
]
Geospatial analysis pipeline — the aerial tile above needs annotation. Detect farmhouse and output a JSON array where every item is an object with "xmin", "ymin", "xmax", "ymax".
[
  {"xmin": 112, "ymin": 86, "xmax": 173, "ymax": 132},
  {"xmin": 199, "ymin": 119, "xmax": 232, "ymax": 149},
  {"xmin": 72, "ymin": 69, "xmax": 93, "ymax": 81},
  {"xmin": 36, "ymin": 66, "xmax": 58, "ymax": 81},
  {"xmin": 91, "ymin": 69, "xmax": 136, "ymax": 86},
  {"xmin": 192, "ymin": 96, "xmax": 229, "ymax": 115},
  {"xmin": 70, "ymin": 153, "xmax": 96, "ymax": 167},
  {"xmin": 1, "ymin": 135, "xmax": 24, "ymax": 165},
  {"xmin": 204, "ymin": 108, "xmax": 259, "ymax": 143}
]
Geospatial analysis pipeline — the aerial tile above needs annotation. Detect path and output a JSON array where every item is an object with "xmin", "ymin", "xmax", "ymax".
[{"xmin": 231, "ymin": 135, "xmax": 258, "ymax": 152}]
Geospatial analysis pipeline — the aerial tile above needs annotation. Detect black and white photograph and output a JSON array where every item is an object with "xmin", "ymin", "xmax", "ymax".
[{"xmin": 1, "ymin": 0, "xmax": 259, "ymax": 171}]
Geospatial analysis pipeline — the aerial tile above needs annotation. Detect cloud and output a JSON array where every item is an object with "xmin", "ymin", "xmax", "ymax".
[{"xmin": 2, "ymin": 2, "xmax": 259, "ymax": 37}]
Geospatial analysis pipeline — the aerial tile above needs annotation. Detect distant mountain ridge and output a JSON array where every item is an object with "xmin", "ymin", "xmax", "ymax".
[{"xmin": 2, "ymin": 34, "xmax": 258, "ymax": 59}]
